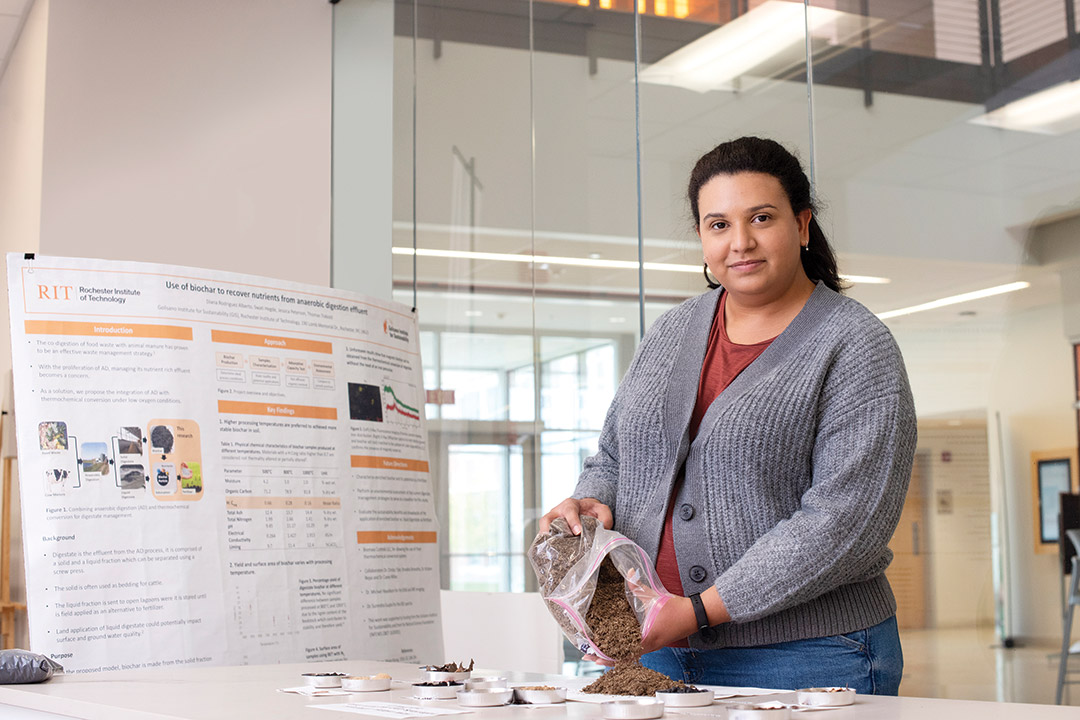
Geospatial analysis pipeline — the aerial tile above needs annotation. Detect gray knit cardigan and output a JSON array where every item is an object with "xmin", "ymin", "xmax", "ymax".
[{"xmin": 573, "ymin": 282, "xmax": 917, "ymax": 649}]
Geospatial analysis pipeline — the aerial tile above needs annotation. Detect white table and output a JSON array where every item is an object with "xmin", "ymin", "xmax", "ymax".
[{"xmin": 0, "ymin": 660, "xmax": 1076, "ymax": 720}]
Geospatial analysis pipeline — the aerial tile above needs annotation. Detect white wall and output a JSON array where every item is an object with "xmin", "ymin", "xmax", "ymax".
[
  {"xmin": 0, "ymin": 0, "xmax": 48, "ymax": 653},
  {"xmin": 0, "ymin": 0, "xmax": 47, "ymax": 391},
  {"xmin": 1, "ymin": 0, "xmax": 337, "ymax": 654},
  {"xmin": 989, "ymin": 302, "xmax": 1079, "ymax": 643},
  {"xmin": 37, "ymin": 0, "xmax": 332, "ymax": 285}
]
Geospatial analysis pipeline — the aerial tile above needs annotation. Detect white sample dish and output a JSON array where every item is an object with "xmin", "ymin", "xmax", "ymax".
[
  {"xmin": 342, "ymin": 676, "xmax": 392, "ymax": 692},
  {"xmin": 601, "ymin": 698, "xmax": 665, "ymax": 720},
  {"xmin": 301, "ymin": 673, "xmax": 346, "ymax": 688},
  {"xmin": 465, "ymin": 677, "xmax": 508, "ymax": 690},
  {"xmin": 412, "ymin": 682, "xmax": 463, "ymax": 700},
  {"xmin": 655, "ymin": 689, "xmax": 714, "ymax": 707},
  {"xmin": 726, "ymin": 703, "xmax": 790, "ymax": 720},
  {"xmin": 512, "ymin": 687, "xmax": 567, "ymax": 704},
  {"xmin": 795, "ymin": 687, "xmax": 856, "ymax": 707},
  {"xmin": 421, "ymin": 670, "xmax": 471, "ymax": 683},
  {"xmin": 456, "ymin": 688, "xmax": 514, "ymax": 707}
]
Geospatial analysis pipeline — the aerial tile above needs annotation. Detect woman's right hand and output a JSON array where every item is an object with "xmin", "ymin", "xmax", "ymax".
[{"xmin": 538, "ymin": 497, "xmax": 613, "ymax": 535}]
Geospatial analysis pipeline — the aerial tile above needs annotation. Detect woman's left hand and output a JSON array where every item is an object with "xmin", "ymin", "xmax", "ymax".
[
  {"xmin": 623, "ymin": 570, "xmax": 697, "ymax": 654},
  {"xmin": 639, "ymin": 594, "xmax": 697, "ymax": 653}
]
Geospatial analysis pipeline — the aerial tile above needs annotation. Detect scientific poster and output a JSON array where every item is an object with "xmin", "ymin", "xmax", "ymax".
[{"xmin": 7, "ymin": 254, "xmax": 442, "ymax": 672}]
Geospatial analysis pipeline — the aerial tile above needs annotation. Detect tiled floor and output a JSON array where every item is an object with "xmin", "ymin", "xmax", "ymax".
[{"xmin": 899, "ymin": 627, "xmax": 1079, "ymax": 706}]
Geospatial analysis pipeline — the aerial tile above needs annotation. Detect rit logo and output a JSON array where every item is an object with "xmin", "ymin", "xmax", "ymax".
[{"xmin": 38, "ymin": 285, "xmax": 73, "ymax": 300}]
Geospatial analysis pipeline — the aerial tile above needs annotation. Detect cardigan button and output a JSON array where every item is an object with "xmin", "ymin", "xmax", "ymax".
[
  {"xmin": 689, "ymin": 565, "xmax": 707, "ymax": 583},
  {"xmin": 679, "ymin": 503, "xmax": 695, "ymax": 521}
]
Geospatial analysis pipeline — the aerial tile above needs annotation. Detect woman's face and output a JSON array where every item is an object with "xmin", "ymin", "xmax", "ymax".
[{"xmin": 697, "ymin": 172, "xmax": 811, "ymax": 303}]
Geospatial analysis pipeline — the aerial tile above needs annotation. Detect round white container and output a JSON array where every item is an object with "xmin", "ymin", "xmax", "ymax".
[
  {"xmin": 601, "ymin": 699, "xmax": 664, "ymax": 720},
  {"xmin": 795, "ymin": 687, "xmax": 856, "ymax": 707},
  {"xmin": 421, "ymin": 670, "xmax": 471, "ymax": 683},
  {"xmin": 726, "ymin": 704, "xmax": 791, "ymax": 720},
  {"xmin": 464, "ymin": 677, "xmax": 508, "ymax": 690},
  {"xmin": 512, "ymin": 687, "xmax": 567, "ymax": 704},
  {"xmin": 412, "ymin": 682, "xmax": 463, "ymax": 700},
  {"xmin": 301, "ymin": 673, "xmax": 346, "ymax": 688},
  {"xmin": 342, "ymin": 676, "xmax": 392, "ymax": 692},
  {"xmin": 655, "ymin": 689, "xmax": 714, "ymax": 707},
  {"xmin": 456, "ymin": 688, "xmax": 513, "ymax": 707}
]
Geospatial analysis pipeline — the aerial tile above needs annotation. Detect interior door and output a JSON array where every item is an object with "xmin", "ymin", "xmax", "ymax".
[
  {"xmin": 428, "ymin": 421, "xmax": 538, "ymax": 593},
  {"xmin": 886, "ymin": 452, "xmax": 929, "ymax": 629}
]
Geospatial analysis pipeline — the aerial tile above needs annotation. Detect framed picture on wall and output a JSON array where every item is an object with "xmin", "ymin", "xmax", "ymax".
[{"xmin": 1031, "ymin": 448, "xmax": 1080, "ymax": 553}]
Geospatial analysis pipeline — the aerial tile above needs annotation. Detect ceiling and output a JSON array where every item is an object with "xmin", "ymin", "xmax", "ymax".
[
  {"xmin": 389, "ymin": 28, "xmax": 1080, "ymax": 327},
  {"xmin": 5, "ymin": 0, "xmax": 1078, "ymax": 348}
]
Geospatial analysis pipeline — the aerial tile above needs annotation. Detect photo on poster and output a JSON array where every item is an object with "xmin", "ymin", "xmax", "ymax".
[
  {"xmin": 44, "ymin": 468, "xmax": 69, "ymax": 496},
  {"xmin": 153, "ymin": 463, "xmax": 175, "ymax": 495},
  {"xmin": 150, "ymin": 425, "xmax": 175, "ymax": 454},
  {"xmin": 117, "ymin": 426, "xmax": 143, "ymax": 456},
  {"xmin": 38, "ymin": 421, "xmax": 68, "ymax": 451},
  {"xmin": 179, "ymin": 461, "xmax": 202, "ymax": 493},
  {"xmin": 120, "ymin": 463, "xmax": 145, "ymax": 490},
  {"xmin": 80, "ymin": 442, "xmax": 110, "ymax": 477},
  {"xmin": 348, "ymin": 382, "xmax": 383, "ymax": 422}
]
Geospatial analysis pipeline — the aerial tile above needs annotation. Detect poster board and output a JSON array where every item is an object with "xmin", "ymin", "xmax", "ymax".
[
  {"xmin": 1030, "ymin": 448, "xmax": 1079, "ymax": 553},
  {"xmin": 6, "ymin": 254, "xmax": 442, "ymax": 672}
]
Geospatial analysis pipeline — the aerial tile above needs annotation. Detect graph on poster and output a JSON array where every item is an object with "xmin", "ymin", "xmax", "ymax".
[
  {"xmin": 382, "ymin": 381, "xmax": 420, "ymax": 423},
  {"xmin": 347, "ymin": 380, "xmax": 420, "ymax": 425}
]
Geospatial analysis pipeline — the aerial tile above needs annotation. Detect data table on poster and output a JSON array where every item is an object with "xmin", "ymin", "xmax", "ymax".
[{"xmin": 224, "ymin": 466, "xmax": 342, "ymax": 551}]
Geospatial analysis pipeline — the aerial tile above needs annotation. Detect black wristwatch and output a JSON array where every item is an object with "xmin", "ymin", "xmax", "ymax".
[{"xmin": 689, "ymin": 592, "xmax": 710, "ymax": 633}]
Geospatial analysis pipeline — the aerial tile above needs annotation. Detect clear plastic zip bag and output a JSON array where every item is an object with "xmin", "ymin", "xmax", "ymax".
[{"xmin": 528, "ymin": 515, "xmax": 673, "ymax": 662}]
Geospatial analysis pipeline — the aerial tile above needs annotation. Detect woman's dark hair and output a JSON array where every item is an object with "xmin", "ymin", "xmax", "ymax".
[{"xmin": 689, "ymin": 136, "xmax": 845, "ymax": 293}]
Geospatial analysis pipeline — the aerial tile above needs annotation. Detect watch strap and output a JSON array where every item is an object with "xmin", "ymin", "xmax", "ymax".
[{"xmin": 689, "ymin": 592, "xmax": 710, "ymax": 632}]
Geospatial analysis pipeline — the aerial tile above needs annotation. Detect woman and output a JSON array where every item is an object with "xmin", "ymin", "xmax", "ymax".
[{"xmin": 539, "ymin": 137, "xmax": 916, "ymax": 694}]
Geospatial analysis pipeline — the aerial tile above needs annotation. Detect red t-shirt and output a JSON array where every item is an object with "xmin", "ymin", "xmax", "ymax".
[{"xmin": 654, "ymin": 292, "xmax": 774, "ymax": 645}]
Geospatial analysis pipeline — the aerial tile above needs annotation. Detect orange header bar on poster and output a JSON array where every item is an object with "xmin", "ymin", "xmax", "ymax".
[
  {"xmin": 211, "ymin": 329, "xmax": 332, "ymax": 354},
  {"xmin": 356, "ymin": 531, "xmax": 437, "ymax": 545},
  {"xmin": 218, "ymin": 400, "xmax": 337, "ymax": 420},
  {"xmin": 24, "ymin": 320, "xmax": 193, "ymax": 340},
  {"xmin": 350, "ymin": 455, "xmax": 429, "ymax": 473}
]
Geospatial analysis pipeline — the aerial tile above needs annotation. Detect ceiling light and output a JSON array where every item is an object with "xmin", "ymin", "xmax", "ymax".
[
  {"xmin": 465, "ymin": 310, "xmax": 483, "ymax": 317},
  {"xmin": 843, "ymin": 274, "xmax": 890, "ymax": 285},
  {"xmin": 877, "ymin": 281, "xmax": 1030, "ymax": 320},
  {"xmin": 970, "ymin": 78, "xmax": 1080, "ymax": 135},
  {"xmin": 639, "ymin": 1, "xmax": 870, "ymax": 93},
  {"xmin": 393, "ymin": 246, "xmax": 889, "ymax": 284}
]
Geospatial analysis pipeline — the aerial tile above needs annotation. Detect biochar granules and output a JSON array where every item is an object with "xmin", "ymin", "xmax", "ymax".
[
  {"xmin": 529, "ymin": 516, "xmax": 682, "ymax": 696},
  {"xmin": 584, "ymin": 558, "xmax": 642, "ymax": 660},
  {"xmin": 578, "ymin": 547, "xmax": 683, "ymax": 695}
]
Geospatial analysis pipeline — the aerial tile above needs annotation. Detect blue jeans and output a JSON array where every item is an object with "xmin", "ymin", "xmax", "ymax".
[{"xmin": 640, "ymin": 616, "xmax": 903, "ymax": 695}]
